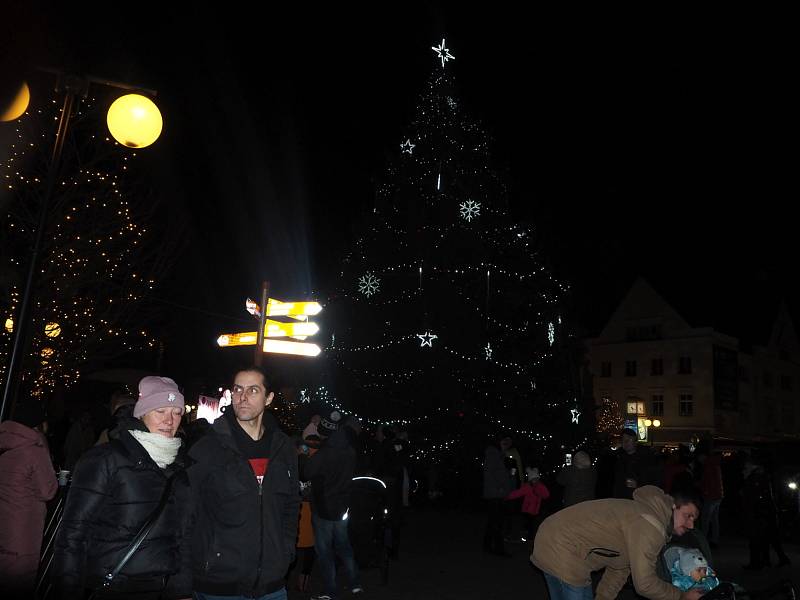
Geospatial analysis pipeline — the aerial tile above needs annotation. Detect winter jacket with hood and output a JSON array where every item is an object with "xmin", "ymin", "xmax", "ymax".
[
  {"xmin": 0, "ymin": 420, "xmax": 58, "ymax": 591},
  {"xmin": 52, "ymin": 416, "xmax": 193, "ymax": 598},
  {"xmin": 531, "ymin": 485, "xmax": 682, "ymax": 600},
  {"xmin": 305, "ymin": 425, "xmax": 358, "ymax": 520},
  {"xmin": 557, "ymin": 464, "xmax": 597, "ymax": 507},
  {"xmin": 188, "ymin": 409, "xmax": 299, "ymax": 597}
]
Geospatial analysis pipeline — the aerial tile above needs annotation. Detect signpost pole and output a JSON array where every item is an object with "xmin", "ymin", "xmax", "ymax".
[{"xmin": 254, "ymin": 281, "xmax": 269, "ymax": 366}]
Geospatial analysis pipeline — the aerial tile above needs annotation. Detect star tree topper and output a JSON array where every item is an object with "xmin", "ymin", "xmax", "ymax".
[
  {"xmin": 400, "ymin": 139, "xmax": 415, "ymax": 154},
  {"xmin": 432, "ymin": 38, "xmax": 455, "ymax": 68},
  {"xmin": 417, "ymin": 331, "xmax": 438, "ymax": 347},
  {"xmin": 571, "ymin": 408, "xmax": 581, "ymax": 424}
]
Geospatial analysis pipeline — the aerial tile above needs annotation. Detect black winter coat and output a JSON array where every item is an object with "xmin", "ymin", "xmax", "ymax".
[
  {"xmin": 187, "ymin": 410, "xmax": 299, "ymax": 597},
  {"xmin": 52, "ymin": 418, "xmax": 193, "ymax": 598},
  {"xmin": 305, "ymin": 427, "xmax": 357, "ymax": 520}
]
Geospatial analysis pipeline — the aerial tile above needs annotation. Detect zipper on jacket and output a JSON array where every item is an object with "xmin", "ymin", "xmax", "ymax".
[{"xmin": 251, "ymin": 480, "xmax": 264, "ymax": 593}]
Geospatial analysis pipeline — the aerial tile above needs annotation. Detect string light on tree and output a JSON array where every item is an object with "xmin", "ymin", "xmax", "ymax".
[
  {"xmin": 417, "ymin": 331, "xmax": 438, "ymax": 348},
  {"xmin": 44, "ymin": 321, "xmax": 61, "ymax": 338},
  {"xmin": 0, "ymin": 91, "xmax": 170, "ymax": 395},
  {"xmin": 357, "ymin": 272, "xmax": 381, "ymax": 297},
  {"xmin": 459, "ymin": 199, "xmax": 481, "ymax": 222},
  {"xmin": 548, "ymin": 322, "xmax": 555, "ymax": 346},
  {"xmin": 325, "ymin": 37, "xmax": 576, "ymax": 472}
]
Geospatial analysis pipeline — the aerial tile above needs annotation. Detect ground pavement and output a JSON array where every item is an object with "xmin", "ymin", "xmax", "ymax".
[{"xmin": 287, "ymin": 507, "xmax": 800, "ymax": 600}]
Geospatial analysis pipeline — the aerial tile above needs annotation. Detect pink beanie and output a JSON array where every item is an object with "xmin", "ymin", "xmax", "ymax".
[{"xmin": 134, "ymin": 376, "xmax": 185, "ymax": 418}]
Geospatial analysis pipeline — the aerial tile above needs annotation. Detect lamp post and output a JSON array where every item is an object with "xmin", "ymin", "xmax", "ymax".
[
  {"xmin": 0, "ymin": 71, "xmax": 162, "ymax": 422},
  {"xmin": 644, "ymin": 417, "xmax": 662, "ymax": 446}
]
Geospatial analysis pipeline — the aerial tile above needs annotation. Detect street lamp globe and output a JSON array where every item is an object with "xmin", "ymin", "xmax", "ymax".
[
  {"xmin": 106, "ymin": 93, "xmax": 162, "ymax": 148},
  {"xmin": 0, "ymin": 82, "xmax": 30, "ymax": 122},
  {"xmin": 653, "ymin": 419, "xmax": 661, "ymax": 428}
]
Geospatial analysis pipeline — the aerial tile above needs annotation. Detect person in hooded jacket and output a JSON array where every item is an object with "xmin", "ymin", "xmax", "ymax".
[
  {"xmin": 187, "ymin": 366, "xmax": 299, "ymax": 600},
  {"xmin": 52, "ymin": 376, "xmax": 193, "ymax": 600},
  {"xmin": 556, "ymin": 450, "xmax": 597, "ymax": 507},
  {"xmin": 531, "ymin": 486, "xmax": 705, "ymax": 600},
  {"xmin": 0, "ymin": 400, "xmax": 58, "ymax": 595},
  {"xmin": 304, "ymin": 411, "xmax": 363, "ymax": 600}
]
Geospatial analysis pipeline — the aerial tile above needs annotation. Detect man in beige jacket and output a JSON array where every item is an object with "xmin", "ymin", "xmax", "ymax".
[{"xmin": 531, "ymin": 486, "xmax": 703, "ymax": 600}]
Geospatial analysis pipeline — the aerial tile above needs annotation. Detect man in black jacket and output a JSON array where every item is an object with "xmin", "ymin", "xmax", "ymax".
[
  {"xmin": 188, "ymin": 366, "xmax": 299, "ymax": 600},
  {"xmin": 305, "ymin": 412, "xmax": 363, "ymax": 600}
]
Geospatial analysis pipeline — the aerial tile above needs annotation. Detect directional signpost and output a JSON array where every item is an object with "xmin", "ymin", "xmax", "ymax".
[{"xmin": 217, "ymin": 283, "xmax": 323, "ymax": 361}]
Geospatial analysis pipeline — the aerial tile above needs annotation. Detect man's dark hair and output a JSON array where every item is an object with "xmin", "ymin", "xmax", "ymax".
[
  {"xmin": 234, "ymin": 365, "xmax": 271, "ymax": 391},
  {"xmin": 672, "ymin": 487, "xmax": 703, "ymax": 510},
  {"xmin": 621, "ymin": 427, "xmax": 637, "ymax": 439}
]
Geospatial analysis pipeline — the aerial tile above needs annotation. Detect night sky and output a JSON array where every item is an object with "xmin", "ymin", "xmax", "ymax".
[{"xmin": 3, "ymin": 6, "xmax": 796, "ymax": 384}]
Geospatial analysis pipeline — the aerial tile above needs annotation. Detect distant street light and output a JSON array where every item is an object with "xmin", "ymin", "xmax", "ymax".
[{"xmin": 0, "ymin": 71, "xmax": 161, "ymax": 422}]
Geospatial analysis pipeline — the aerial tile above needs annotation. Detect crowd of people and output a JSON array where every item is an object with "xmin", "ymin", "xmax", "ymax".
[
  {"xmin": 0, "ymin": 380, "xmax": 798, "ymax": 599},
  {"xmin": 0, "ymin": 367, "xmax": 414, "ymax": 600},
  {"xmin": 482, "ymin": 427, "xmax": 797, "ymax": 599}
]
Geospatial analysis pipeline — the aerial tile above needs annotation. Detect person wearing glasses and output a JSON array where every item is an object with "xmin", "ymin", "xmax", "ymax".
[{"xmin": 188, "ymin": 366, "xmax": 299, "ymax": 600}]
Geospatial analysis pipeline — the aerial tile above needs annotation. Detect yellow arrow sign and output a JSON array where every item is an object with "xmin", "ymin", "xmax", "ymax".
[
  {"xmin": 217, "ymin": 321, "xmax": 319, "ymax": 346},
  {"xmin": 218, "ymin": 334, "xmax": 321, "ymax": 356},
  {"xmin": 247, "ymin": 298, "xmax": 322, "ymax": 318},
  {"xmin": 217, "ymin": 332, "xmax": 258, "ymax": 347},
  {"xmin": 263, "ymin": 339, "xmax": 321, "ymax": 357}
]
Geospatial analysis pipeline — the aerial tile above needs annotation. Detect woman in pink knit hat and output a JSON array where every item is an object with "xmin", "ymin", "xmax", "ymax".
[{"xmin": 52, "ymin": 376, "xmax": 193, "ymax": 599}]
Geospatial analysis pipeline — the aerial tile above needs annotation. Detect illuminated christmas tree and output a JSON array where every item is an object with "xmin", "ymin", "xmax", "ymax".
[
  {"xmin": 596, "ymin": 396, "xmax": 624, "ymax": 436},
  {"xmin": 320, "ymin": 39, "xmax": 587, "ymax": 468},
  {"xmin": 0, "ymin": 84, "xmax": 176, "ymax": 397}
]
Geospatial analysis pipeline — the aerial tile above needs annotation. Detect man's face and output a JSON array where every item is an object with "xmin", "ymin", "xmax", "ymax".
[
  {"xmin": 231, "ymin": 370, "xmax": 273, "ymax": 423},
  {"xmin": 500, "ymin": 437, "xmax": 512, "ymax": 451},
  {"xmin": 672, "ymin": 502, "xmax": 700, "ymax": 536},
  {"xmin": 621, "ymin": 434, "xmax": 637, "ymax": 454}
]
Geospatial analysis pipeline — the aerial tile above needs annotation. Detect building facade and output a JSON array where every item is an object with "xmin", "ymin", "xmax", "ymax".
[{"xmin": 587, "ymin": 278, "xmax": 800, "ymax": 446}]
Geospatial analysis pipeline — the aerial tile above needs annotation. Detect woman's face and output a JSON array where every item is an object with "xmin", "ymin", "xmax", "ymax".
[{"xmin": 142, "ymin": 406, "xmax": 183, "ymax": 438}]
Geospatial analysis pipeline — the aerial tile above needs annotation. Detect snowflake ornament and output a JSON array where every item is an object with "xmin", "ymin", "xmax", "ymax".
[
  {"xmin": 459, "ymin": 200, "xmax": 481, "ymax": 222},
  {"xmin": 432, "ymin": 38, "xmax": 455, "ymax": 68},
  {"xmin": 357, "ymin": 273, "xmax": 381, "ymax": 297},
  {"xmin": 400, "ymin": 139, "xmax": 415, "ymax": 154}
]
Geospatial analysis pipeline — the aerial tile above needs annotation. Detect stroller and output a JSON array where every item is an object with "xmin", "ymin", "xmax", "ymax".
[
  {"xmin": 348, "ymin": 475, "xmax": 391, "ymax": 585},
  {"xmin": 659, "ymin": 533, "xmax": 796, "ymax": 600}
]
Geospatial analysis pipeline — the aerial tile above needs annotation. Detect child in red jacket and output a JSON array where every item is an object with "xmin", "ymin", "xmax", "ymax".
[{"xmin": 507, "ymin": 467, "xmax": 550, "ymax": 544}]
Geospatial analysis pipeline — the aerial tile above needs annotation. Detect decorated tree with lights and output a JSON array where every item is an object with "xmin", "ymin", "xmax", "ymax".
[
  {"xmin": 596, "ymin": 396, "xmax": 624, "ymax": 437},
  {"xmin": 0, "ymin": 87, "xmax": 176, "ymax": 397},
  {"xmin": 320, "ymin": 40, "xmax": 589, "ymax": 470}
]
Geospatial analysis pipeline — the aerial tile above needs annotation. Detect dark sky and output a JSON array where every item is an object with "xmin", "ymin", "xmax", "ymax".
[{"xmin": 4, "ymin": 5, "xmax": 796, "ymax": 382}]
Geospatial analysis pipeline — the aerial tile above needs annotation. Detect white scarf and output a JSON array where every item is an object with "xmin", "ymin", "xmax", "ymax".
[{"xmin": 129, "ymin": 430, "xmax": 182, "ymax": 468}]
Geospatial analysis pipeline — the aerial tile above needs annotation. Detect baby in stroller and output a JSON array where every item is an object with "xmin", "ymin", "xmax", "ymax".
[
  {"xmin": 661, "ymin": 540, "xmax": 795, "ymax": 600},
  {"xmin": 666, "ymin": 547, "xmax": 721, "ymax": 595}
]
